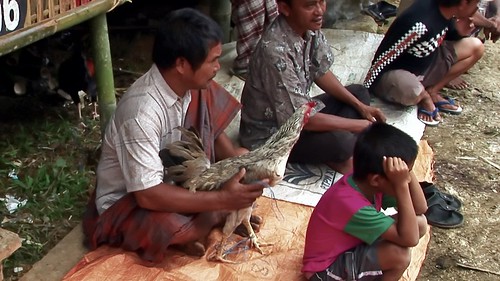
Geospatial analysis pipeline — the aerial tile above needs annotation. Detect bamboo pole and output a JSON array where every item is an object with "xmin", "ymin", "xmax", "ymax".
[
  {"xmin": 25, "ymin": 0, "xmax": 32, "ymax": 26},
  {"xmin": 48, "ymin": 0, "xmax": 54, "ymax": 18},
  {"xmin": 37, "ymin": 0, "xmax": 43, "ymax": 23},
  {"xmin": 0, "ymin": 0, "xmax": 130, "ymax": 57},
  {"xmin": 89, "ymin": 13, "xmax": 116, "ymax": 135}
]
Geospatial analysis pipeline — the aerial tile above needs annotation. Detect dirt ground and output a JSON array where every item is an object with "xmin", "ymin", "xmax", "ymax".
[{"xmin": 417, "ymin": 41, "xmax": 500, "ymax": 280}]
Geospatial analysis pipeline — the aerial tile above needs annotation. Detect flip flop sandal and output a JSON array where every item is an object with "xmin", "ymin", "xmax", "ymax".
[
  {"xmin": 425, "ymin": 202, "xmax": 464, "ymax": 229},
  {"xmin": 361, "ymin": 4, "xmax": 386, "ymax": 23},
  {"xmin": 420, "ymin": 182, "xmax": 462, "ymax": 210},
  {"xmin": 376, "ymin": 1, "xmax": 398, "ymax": 18},
  {"xmin": 417, "ymin": 107, "xmax": 440, "ymax": 126},
  {"xmin": 426, "ymin": 191, "xmax": 462, "ymax": 211},
  {"xmin": 434, "ymin": 96, "xmax": 463, "ymax": 115}
]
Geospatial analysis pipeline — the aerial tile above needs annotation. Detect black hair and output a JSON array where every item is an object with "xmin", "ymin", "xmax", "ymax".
[
  {"xmin": 436, "ymin": 0, "xmax": 471, "ymax": 7},
  {"xmin": 152, "ymin": 8, "xmax": 223, "ymax": 71},
  {"xmin": 352, "ymin": 122, "xmax": 418, "ymax": 180}
]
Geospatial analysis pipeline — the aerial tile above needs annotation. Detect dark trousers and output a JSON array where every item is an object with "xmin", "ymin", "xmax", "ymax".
[{"xmin": 288, "ymin": 84, "xmax": 370, "ymax": 164}]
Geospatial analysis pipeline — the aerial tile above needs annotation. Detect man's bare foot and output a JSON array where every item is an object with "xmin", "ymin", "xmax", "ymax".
[
  {"xmin": 234, "ymin": 215, "xmax": 263, "ymax": 237},
  {"xmin": 417, "ymin": 98, "xmax": 441, "ymax": 126},
  {"xmin": 417, "ymin": 107, "xmax": 440, "ymax": 126},
  {"xmin": 431, "ymin": 94, "xmax": 462, "ymax": 114},
  {"xmin": 173, "ymin": 241, "xmax": 206, "ymax": 257},
  {"xmin": 445, "ymin": 77, "xmax": 469, "ymax": 90}
]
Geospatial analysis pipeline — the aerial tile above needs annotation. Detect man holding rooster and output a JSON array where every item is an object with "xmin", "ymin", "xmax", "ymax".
[{"xmin": 83, "ymin": 8, "xmax": 267, "ymax": 263}]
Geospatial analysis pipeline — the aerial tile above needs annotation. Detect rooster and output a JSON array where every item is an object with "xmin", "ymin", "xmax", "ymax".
[
  {"xmin": 159, "ymin": 100, "xmax": 324, "ymax": 262},
  {"xmin": 57, "ymin": 43, "xmax": 98, "ymax": 120}
]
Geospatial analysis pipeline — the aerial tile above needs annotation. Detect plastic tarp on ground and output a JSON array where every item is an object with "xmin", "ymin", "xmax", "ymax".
[
  {"xmin": 63, "ymin": 30, "xmax": 431, "ymax": 281},
  {"xmin": 63, "ymin": 140, "xmax": 433, "ymax": 281}
]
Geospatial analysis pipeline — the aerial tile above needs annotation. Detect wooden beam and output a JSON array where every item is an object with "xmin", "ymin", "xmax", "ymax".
[{"xmin": 0, "ymin": 0, "xmax": 131, "ymax": 57}]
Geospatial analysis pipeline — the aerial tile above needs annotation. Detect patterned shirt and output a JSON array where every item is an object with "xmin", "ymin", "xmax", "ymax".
[
  {"xmin": 302, "ymin": 175, "xmax": 396, "ymax": 274},
  {"xmin": 239, "ymin": 15, "xmax": 334, "ymax": 150},
  {"xmin": 95, "ymin": 64, "xmax": 192, "ymax": 214},
  {"xmin": 364, "ymin": 0, "xmax": 450, "ymax": 88}
]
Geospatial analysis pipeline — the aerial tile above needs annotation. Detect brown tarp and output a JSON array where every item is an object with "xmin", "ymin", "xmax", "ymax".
[{"xmin": 63, "ymin": 140, "xmax": 434, "ymax": 281}]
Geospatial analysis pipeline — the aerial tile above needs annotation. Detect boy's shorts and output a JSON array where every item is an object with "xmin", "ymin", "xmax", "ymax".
[
  {"xmin": 371, "ymin": 40, "xmax": 457, "ymax": 106},
  {"xmin": 309, "ymin": 241, "xmax": 382, "ymax": 281}
]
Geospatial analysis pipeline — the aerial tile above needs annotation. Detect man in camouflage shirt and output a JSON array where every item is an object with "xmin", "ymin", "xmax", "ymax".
[{"xmin": 239, "ymin": 0, "xmax": 385, "ymax": 174}]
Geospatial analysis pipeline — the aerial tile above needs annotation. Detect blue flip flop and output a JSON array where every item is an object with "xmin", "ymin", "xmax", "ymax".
[
  {"xmin": 435, "ymin": 97, "xmax": 463, "ymax": 115},
  {"xmin": 417, "ymin": 107, "xmax": 440, "ymax": 126}
]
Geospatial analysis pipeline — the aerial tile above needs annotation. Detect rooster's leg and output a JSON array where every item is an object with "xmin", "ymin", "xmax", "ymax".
[
  {"xmin": 210, "ymin": 211, "xmax": 241, "ymax": 263},
  {"xmin": 77, "ymin": 103, "xmax": 83, "ymax": 120},
  {"xmin": 92, "ymin": 102, "xmax": 99, "ymax": 119},
  {"xmin": 211, "ymin": 234, "xmax": 237, "ymax": 263},
  {"xmin": 242, "ymin": 218, "xmax": 272, "ymax": 254}
]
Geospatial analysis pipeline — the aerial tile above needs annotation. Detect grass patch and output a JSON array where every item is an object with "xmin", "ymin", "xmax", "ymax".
[{"xmin": 0, "ymin": 96, "xmax": 100, "ymax": 280}]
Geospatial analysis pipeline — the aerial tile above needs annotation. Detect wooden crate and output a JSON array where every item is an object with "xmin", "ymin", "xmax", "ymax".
[{"xmin": 25, "ymin": 0, "xmax": 95, "ymax": 27}]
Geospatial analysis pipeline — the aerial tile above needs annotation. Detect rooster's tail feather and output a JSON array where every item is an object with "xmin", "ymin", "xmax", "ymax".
[{"xmin": 159, "ymin": 126, "xmax": 211, "ymax": 188}]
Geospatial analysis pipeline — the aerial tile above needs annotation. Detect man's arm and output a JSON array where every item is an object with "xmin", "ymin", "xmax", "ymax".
[
  {"xmin": 470, "ymin": 11, "xmax": 496, "ymax": 30},
  {"xmin": 134, "ymin": 168, "xmax": 266, "ymax": 213},
  {"xmin": 379, "ymin": 157, "xmax": 420, "ymax": 247},
  {"xmin": 214, "ymin": 132, "xmax": 248, "ymax": 161},
  {"xmin": 485, "ymin": 0, "xmax": 500, "ymax": 41},
  {"xmin": 471, "ymin": 0, "xmax": 500, "ymax": 42},
  {"xmin": 304, "ymin": 111, "xmax": 371, "ymax": 132},
  {"xmin": 306, "ymin": 71, "xmax": 385, "ymax": 133}
]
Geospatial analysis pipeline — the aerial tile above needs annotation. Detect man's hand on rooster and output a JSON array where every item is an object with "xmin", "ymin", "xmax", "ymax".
[
  {"xmin": 219, "ymin": 168, "xmax": 268, "ymax": 209},
  {"xmin": 161, "ymin": 101, "xmax": 322, "ymax": 263}
]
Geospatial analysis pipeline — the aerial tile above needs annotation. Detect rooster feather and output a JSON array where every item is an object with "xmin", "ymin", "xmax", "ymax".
[{"xmin": 159, "ymin": 100, "xmax": 324, "ymax": 262}]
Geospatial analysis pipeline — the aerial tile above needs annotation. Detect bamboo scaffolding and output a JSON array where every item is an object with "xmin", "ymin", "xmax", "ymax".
[
  {"xmin": 90, "ymin": 13, "xmax": 116, "ymax": 133},
  {"xmin": 0, "ymin": 0, "xmax": 129, "ymax": 134},
  {"xmin": 0, "ymin": 0, "xmax": 129, "ymax": 57}
]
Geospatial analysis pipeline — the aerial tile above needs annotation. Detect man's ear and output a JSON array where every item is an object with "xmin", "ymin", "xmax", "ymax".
[
  {"xmin": 278, "ymin": 1, "xmax": 291, "ymax": 17},
  {"xmin": 175, "ymin": 57, "xmax": 189, "ymax": 75},
  {"xmin": 368, "ymin": 174, "xmax": 386, "ymax": 189}
]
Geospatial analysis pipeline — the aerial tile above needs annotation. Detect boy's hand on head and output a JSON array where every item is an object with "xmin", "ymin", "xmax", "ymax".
[{"xmin": 383, "ymin": 156, "xmax": 411, "ymax": 187}]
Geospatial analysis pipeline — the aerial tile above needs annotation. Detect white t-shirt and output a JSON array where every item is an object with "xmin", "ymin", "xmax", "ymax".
[{"xmin": 95, "ymin": 64, "xmax": 191, "ymax": 214}]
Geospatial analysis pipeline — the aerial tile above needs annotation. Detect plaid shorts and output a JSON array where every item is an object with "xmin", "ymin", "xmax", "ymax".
[
  {"xmin": 371, "ymin": 40, "xmax": 457, "ymax": 106},
  {"xmin": 309, "ymin": 241, "xmax": 382, "ymax": 281}
]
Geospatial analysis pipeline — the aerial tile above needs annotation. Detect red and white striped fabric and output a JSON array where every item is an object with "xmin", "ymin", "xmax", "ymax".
[{"xmin": 231, "ymin": 0, "xmax": 278, "ymax": 73}]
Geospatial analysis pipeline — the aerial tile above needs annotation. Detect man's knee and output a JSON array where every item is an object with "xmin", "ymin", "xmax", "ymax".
[
  {"xmin": 372, "ymin": 70, "xmax": 424, "ymax": 106},
  {"xmin": 465, "ymin": 37, "xmax": 485, "ymax": 60},
  {"xmin": 455, "ymin": 37, "xmax": 485, "ymax": 61},
  {"xmin": 471, "ymin": 37, "xmax": 485, "ymax": 59},
  {"xmin": 380, "ymin": 243, "xmax": 411, "ymax": 271}
]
